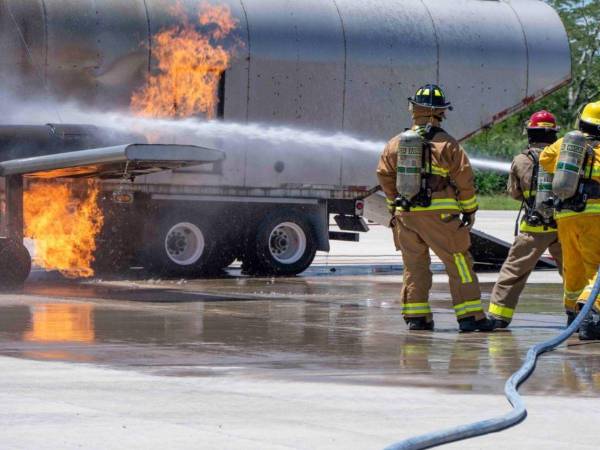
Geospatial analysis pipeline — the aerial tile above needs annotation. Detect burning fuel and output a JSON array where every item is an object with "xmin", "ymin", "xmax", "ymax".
[
  {"xmin": 131, "ymin": 1, "xmax": 240, "ymax": 119},
  {"xmin": 17, "ymin": 1, "xmax": 241, "ymax": 280},
  {"xmin": 23, "ymin": 181, "xmax": 104, "ymax": 278}
]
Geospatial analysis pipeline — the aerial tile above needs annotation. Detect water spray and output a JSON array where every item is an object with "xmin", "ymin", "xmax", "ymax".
[{"xmin": 1, "ymin": 99, "xmax": 512, "ymax": 175}]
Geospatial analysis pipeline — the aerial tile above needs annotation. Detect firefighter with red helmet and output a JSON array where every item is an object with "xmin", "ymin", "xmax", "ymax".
[{"xmin": 488, "ymin": 110, "xmax": 564, "ymax": 328}]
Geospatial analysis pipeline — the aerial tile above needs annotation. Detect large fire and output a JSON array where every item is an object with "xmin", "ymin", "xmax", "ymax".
[
  {"xmin": 24, "ymin": 182, "xmax": 104, "ymax": 278},
  {"xmin": 131, "ymin": 1, "xmax": 240, "ymax": 118},
  {"xmin": 21, "ymin": 2, "xmax": 237, "ymax": 278}
]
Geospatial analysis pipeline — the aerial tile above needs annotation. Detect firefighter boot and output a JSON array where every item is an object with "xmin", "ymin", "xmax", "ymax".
[
  {"xmin": 458, "ymin": 316, "xmax": 495, "ymax": 333},
  {"xmin": 406, "ymin": 317, "xmax": 434, "ymax": 331},
  {"xmin": 491, "ymin": 318, "xmax": 510, "ymax": 330},
  {"xmin": 578, "ymin": 311, "xmax": 600, "ymax": 341},
  {"xmin": 566, "ymin": 311, "xmax": 580, "ymax": 329}
]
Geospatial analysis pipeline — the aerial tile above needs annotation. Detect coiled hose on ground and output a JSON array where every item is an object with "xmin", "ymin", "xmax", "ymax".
[{"xmin": 385, "ymin": 267, "xmax": 600, "ymax": 450}]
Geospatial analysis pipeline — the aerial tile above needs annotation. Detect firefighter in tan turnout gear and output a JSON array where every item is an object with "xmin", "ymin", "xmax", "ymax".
[
  {"xmin": 488, "ymin": 111, "xmax": 564, "ymax": 328},
  {"xmin": 377, "ymin": 84, "xmax": 494, "ymax": 332}
]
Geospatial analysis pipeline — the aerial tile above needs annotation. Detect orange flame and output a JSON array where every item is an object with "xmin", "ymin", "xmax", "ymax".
[
  {"xmin": 24, "ymin": 181, "xmax": 104, "ymax": 278},
  {"xmin": 131, "ymin": 1, "xmax": 240, "ymax": 119}
]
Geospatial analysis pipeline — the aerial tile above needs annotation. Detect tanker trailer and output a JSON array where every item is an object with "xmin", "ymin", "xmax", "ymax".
[{"xmin": 0, "ymin": 0, "xmax": 570, "ymax": 277}]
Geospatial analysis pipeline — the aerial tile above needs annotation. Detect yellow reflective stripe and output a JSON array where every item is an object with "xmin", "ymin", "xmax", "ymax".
[
  {"xmin": 403, "ymin": 345, "xmax": 426, "ymax": 356},
  {"xmin": 519, "ymin": 221, "xmax": 557, "ymax": 233},
  {"xmin": 523, "ymin": 191, "xmax": 534, "ymax": 199},
  {"xmin": 556, "ymin": 202, "xmax": 600, "ymax": 220},
  {"xmin": 434, "ymin": 89, "xmax": 442, "ymax": 97},
  {"xmin": 489, "ymin": 303, "xmax": 515, "ymax": 319},
  {"xmin": 429, "ymin": 164, "xmax": 449, "ymax": 176},
  {"xmin": 458, "ymin": 196, "xmax": 478, "ymax": 211},
  {"xmin": 453, "ymin": 253, "xmax": 473, "ymax": 284},
  {"xmin": 386, "ymin": 198, "xmax": 395, "ymax": 205},
  {"xmin": 454, "ymin": 299, "xmax": 483, "ymax": 316},
  {"xmin": 422, "ymin": 89, "xmax": 430, "ymax": 95},
  {"xmin": 564, "ymin": 289, "xmax": 584, "ymax": 300},
  {"xmin": 401, "ymin": 302, "xmax": 432, "ymax": 315},
  {"xmin": 410, "ymin": 198, "xmax": 460, "ymax": 212}
]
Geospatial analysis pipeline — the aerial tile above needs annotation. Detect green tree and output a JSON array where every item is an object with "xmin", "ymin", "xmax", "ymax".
[
  {"xmin": 548, "ymin": 0, "xmax": 600, "ymax": 124},
  {"xmin": 465, "ymin": 0, "xmax": 600, "ymax": 194}
]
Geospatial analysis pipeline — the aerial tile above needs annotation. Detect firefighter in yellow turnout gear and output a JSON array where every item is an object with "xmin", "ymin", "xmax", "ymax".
[
  {"xmin": 489, "ymin": 111, "xmax": 564, "ymax": 328},
  {"xmin": 377, "ymin": 84, "xmax": 494, "ymax": 332},
  {"xmin": 540, "ymin": 101, "xmax": 600, "ymax": 340}
]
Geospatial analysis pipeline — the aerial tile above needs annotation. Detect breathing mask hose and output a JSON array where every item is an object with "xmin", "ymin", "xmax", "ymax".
[{"xmin": 384, "ymin": 267, "xmax": 600, "ymax": 450}]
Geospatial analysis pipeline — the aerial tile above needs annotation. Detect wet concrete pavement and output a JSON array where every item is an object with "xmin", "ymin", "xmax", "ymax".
[
  {"xmin": 0, "ymin": 273, "xmax": 599, "ymax": 449},
  {"xmin": 0, "ymin": 274, "xmax": 598, "ymax": 398},
  {"xmin": 0, "ymin": 213, "xmax": 599, "ymax": 449}
]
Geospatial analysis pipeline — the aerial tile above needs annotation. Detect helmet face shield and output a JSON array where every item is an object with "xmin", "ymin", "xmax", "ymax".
[
  {"xmin": 579, "ymin": 119, "xmax": 600, "ymax": 138},
  {"xmin": 527, "ymin": 128, "xmax": 557, "ymax": 145}
]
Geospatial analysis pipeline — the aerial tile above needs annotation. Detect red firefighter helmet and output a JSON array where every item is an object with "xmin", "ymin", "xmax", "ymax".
[{"xmin": 527, "ymin": 110, "xmax": 558, "ymax": 130}]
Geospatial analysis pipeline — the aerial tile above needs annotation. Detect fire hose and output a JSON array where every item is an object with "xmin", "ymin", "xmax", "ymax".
[{"xmin": 385, "ymin": 267, "xmax": 600, "ymax": 450}]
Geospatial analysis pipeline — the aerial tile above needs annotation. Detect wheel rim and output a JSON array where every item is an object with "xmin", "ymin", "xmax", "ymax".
[
  {"xmin": 268, "ymin": 222, "xmax": 307, "ymax": 265},
  {"xmin": 165, "ymin": 222, "xmax": 205, "ymax": 266}
]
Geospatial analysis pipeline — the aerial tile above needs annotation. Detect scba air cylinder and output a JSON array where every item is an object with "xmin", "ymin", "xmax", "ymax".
[
  {"xmin": 553, "ymin": 131, "xmax": 589, "ymax": 201},
  {"xmin": 534, "ymin": 164, "xmax": 555, "ymax": 222},
  {"xmin": 396, "ymin": 130, "xmax": 424, "ymax": 202}
]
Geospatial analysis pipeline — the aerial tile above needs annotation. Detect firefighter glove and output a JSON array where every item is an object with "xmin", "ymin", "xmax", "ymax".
[{"xmin": 460, "ymin": 212, "xmax": 476, "ymax": 230}]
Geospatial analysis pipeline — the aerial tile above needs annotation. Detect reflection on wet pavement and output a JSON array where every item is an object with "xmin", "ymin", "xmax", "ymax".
[{"xmin": 0, "ymin": 276, "xmax": 598, "ymax": 397}]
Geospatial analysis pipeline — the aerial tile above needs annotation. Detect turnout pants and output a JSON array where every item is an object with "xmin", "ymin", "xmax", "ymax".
[
  {"xmin": 489, "ymin": 231, "xmax": 563, "ymax": 322},
  {"xmin": 557, "ymin": 215, "xmax": 600, "ymax": 312},
  {"xmin": 393, "ymin": 214, "xmax": 484, "ymax": 322}
]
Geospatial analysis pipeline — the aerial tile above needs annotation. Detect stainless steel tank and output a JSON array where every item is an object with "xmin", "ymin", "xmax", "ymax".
[{"xmin": 0, "ymin": 0, "xmax": 571, "ymax": 142}]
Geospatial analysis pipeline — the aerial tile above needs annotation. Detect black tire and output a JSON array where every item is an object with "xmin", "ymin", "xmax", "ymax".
[
  {"xmin": 243, "ymin": 209, "xmax": 317, "ymax": 276},
  {"xmin": 0, "ymin": 238, "xmax": 31, "ymax": 289},
  {"xmin": 212, "ymin": 247, "xmax": 237, "ymax": 270},
  {"xmin": 143, "ymin": 211, "xmax": 220, "ymax": 277}
]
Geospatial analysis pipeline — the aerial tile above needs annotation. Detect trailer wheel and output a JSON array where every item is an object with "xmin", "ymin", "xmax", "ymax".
[
  {"xmin": 144, "ymin": 212, "xmax": 218, "ymax": 276},
  {"xmin": 0, "ymin": 239, "xmax": 31, "ymax": 289},
  {"xmin": 245, "ymin": 210, "xmax": 317, "ymax": 276}
]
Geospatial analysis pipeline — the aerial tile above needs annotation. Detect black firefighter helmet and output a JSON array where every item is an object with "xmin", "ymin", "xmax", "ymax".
[{"xmin": 409, "ymin": 84, "xmax": 453, "ymax": 111}]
